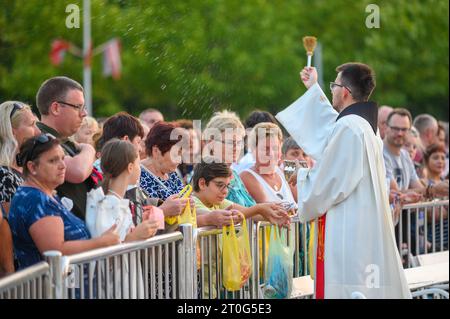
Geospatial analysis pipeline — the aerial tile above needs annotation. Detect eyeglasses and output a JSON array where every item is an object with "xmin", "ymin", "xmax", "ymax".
[
  {"xmin": 56, "ymin": 101, "xmax": 87, "ymax": 113},
  {"xmin": 10, "ymin": 103, "xmax": 24, "ymax": 119},
  {"xmin": 16, "ymin": 134, "xmax": 54, "ymax": 166},
  {"xmin": 389, "ymin": 126, "xmax": 410, "ymax": 133},
  {"xmin": 330, "ymin": 82, "xmax": 352, "ymax": 94},
  {"xmin": 211, "ymin": 180, "xmax": 232, "ymax": 192}
]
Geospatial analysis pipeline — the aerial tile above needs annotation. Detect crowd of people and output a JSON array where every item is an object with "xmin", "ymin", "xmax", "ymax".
[
  {"xmin": 378, "ymin": 106, "xmax": 449, "ymax": 254},
  {"xmin": 0, "ymin": 74, "xmax": 448, "ymax": 281}
]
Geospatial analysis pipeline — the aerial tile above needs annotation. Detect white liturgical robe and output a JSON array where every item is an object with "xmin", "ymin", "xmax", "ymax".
[{"xmin": 276, "ymin": 83, "xmax": 411, "ymax": 299}]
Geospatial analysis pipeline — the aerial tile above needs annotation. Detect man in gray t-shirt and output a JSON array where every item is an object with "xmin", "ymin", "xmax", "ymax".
[
  {"xmin": 383, "ymin": 146, "xmax": 419, "ymax": 191},
  {"xmin": 383, "ymin": 109, "xmax": 424, "ymax": 193}
]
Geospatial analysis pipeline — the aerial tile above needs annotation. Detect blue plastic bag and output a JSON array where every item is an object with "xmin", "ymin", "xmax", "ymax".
[{"xmin": 263, "ymin": 225, "xmax": 294, "ymax": 299}]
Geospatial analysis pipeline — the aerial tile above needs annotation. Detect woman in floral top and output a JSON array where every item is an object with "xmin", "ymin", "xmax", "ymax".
[{"xmin": 140, "ymin": 122, "xmax": 192, "ymax": 222}]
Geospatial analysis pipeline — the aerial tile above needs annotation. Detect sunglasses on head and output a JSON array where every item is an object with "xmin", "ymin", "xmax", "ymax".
[
  {"xmin": 16, "ymin": 134, "xmax": 54, "ymax": 167},
  {"xmin": 10, "ymin": 103, "xmax": 25, "ymax": 119}
]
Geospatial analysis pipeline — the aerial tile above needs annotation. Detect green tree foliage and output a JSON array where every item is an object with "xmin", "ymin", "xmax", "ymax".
[{"xmin": 0, "ymin": 0, "xmax": 448, "ymax": 121}]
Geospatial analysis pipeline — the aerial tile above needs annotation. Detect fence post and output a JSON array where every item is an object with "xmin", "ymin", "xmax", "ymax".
[
  {"xmin": 178, "ymin": 224, "xmax": 195, "ymax": 299},
  {"xmin": 250, "ymin": 220, "xmax": 259, "ymax": 298},
  {"xmin": 44, "ymin": 251, "xmax": 63, "ymax": 299}
]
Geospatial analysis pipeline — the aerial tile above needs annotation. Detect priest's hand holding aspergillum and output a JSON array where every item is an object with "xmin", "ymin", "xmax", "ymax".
[{"xmin": 300, "ymin": 66, "xmax": 318, "ymax": 89}]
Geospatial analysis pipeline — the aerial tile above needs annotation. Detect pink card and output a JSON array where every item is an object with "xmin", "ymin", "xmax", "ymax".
[{"xmin": 144, "ymin": 206, "xmax": 165, "ymax": 230}]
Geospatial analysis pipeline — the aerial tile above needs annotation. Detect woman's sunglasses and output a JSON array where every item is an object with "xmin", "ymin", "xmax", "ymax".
[
  {"xmin": 10, "ymin": 103, "xmax": 24, "ymax": 119},
  {"xmin": 16, "ymin": 134, "xmax": 54, "ymax": 166}
]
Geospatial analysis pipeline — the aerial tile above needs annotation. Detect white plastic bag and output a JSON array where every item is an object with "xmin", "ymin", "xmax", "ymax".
[
  {"xmin": 85, "ymin": 187, "xmax": 133, "ymax": 241},
  {"xmin": 85, "ymin": 187, "xmax": 144, "ymax": 299}
]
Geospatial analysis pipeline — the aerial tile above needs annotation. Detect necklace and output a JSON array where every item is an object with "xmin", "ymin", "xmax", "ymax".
[
  {"xmin": 253, "ymin": 166, "xmax": 281, "ymax": 192},
  {"xmin": 261, "ymin": 172, "xmax": 281, "ymax": 192},
  {"xmin": 108, "ymin": 189, "xmax": 122, "ymax": 199}
]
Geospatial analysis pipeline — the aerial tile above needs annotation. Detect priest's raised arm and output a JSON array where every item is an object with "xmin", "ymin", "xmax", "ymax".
[{"xmin": 276, "ymin": 82, "xmax": 338, "ymax": 161}]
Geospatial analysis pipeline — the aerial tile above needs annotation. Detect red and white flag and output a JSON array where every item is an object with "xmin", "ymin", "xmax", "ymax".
[
  {"xmin": 103, "ymin": 38, "xmax": 121, "ymax": 80},
  {"xmin": 50, "ymin": 39, "xmax": 71, "ymax": 65}
]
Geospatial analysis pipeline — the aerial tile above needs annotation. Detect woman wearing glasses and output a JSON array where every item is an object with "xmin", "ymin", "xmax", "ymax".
[
  {"xmin": 203, "ymin": 110, "xmax": 256, "ymax": 207},
  {"xmin": 203, "ymin": 111, "xmax": 289, "ymax": 225},
  {"xmin": 0, "ymin": 101, "xmax": 41, "ymax": 275},
  {"xmin": 8, "ymin": 134, "xmax": 120, "ymax": 270}
]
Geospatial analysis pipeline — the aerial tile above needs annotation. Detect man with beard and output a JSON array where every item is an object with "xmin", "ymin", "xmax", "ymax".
[
  {"xmin": 384, "ymin": 109, "xmax": 422, "ymax": 191},
  {"xmin": 276, "ymin": 63, "xmax": 411, "ymax": 299}
]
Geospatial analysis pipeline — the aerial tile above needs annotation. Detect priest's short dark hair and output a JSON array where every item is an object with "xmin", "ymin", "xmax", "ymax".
[{"xmin": 336, "ymin": 63, "xmax": 376, "ymax": 102}]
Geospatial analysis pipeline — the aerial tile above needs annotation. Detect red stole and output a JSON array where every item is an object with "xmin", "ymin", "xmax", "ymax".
[{"xmin": 315, "ymin": 214, "xmax": 327, "ymax": 299}]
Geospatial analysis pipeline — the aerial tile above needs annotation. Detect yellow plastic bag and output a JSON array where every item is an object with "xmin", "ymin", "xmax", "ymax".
[
  {"xmin": 222, "ymin": 216, "xmax": 252, "ymax": 291},
  {"xmin": 178, "ymin": 200, "xmax": 197, "ymax": 227},
  {"xmin": 259, "ymin": 228, "xmax": 271, "ymax": 278},
  {"xmin": 165, "ymin": 185, "xmax": 196, "ymax": 226}
]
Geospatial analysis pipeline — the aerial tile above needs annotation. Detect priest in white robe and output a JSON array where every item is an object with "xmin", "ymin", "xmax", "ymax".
[{"xmin": 276, "ymin": 63, "xmax": 411, "ymax": 299}]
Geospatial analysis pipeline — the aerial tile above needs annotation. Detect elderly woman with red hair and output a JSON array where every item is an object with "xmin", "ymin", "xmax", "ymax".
[{"xmin": 140, "ymin": 122, "xmax": 191, "ymax": 221}]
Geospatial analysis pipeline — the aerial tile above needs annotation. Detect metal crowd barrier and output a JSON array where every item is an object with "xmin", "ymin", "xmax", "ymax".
[
  {"xmin": 193, "ymin": 219, "xmax": 309, "ymax": 300},
  {"xmin": 253, "ymin": 217, "xmax": 311, "ymax": 299},
  {"xmin": 0, "ymin": 220, "xmax": 313, "ymax": 300},
  {"xmin": 195, "ymin": 223, "xmax": 256, "ymax": 299},
  {"xmin": 412, "ymin": 284, "xmax": 449, "ymax": 299},
  {"xmin": 1, "ymin": 200, "xmax": 447, "ymax": 299},
  {"xmin": 396, "ymin": 200, "xmax": 449, "ymax": 268},
  {"xmin": 0, "ymin": 262, "xmax": 51, "ymax": 299},
  {"xmin": 43, "ymin": 230, "xmax": 188, "ymax": 299}
]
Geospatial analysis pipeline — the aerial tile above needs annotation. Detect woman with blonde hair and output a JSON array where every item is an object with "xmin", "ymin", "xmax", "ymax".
[
  {"xmin": 0, "ymin": 101, "xmax": 41, "ymax": 209},
  {"xmin": 204, "ymin": 111, "xmax": 289, "ymax": 224},
  {"xmin": 204, "ymin": 110, "xmax": 256, "ymax": 207},
  {"xmin": 0, "ymin": 101, "xmax": 41, "ymax": 275},
  {"xmin": 404, "ymin": 126, "xmax": 425, "ymax": 178},
  {"xmin": 73, "ymin": 116, "xmax": 99, "ymax": 147},
  {"xmin": 240, "ymin": 122, "xmax": 295, "ymax": 206}
]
